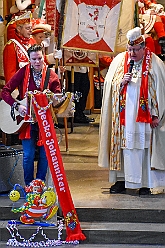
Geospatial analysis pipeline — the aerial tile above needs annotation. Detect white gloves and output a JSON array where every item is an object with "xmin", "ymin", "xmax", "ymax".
[
  {"xmin": 53, "ymin": 49, "xmax": 62, "ymax": 60},
  {"xmin": 138, "ymin": 1, "xmax": 144, "ymax": 8},
  {"xmin": 42, "ymin": 37, "xmax": 50, "ymax": 47}
]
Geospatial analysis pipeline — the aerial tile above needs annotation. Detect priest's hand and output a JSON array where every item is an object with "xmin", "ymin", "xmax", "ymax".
[
  {"xmin": 120, "ymin": 73, "xmax": 132, "ymax": 87},
  {"xmin": 151, "ymin": 115, "xmax": 159, "ymax": 128}
]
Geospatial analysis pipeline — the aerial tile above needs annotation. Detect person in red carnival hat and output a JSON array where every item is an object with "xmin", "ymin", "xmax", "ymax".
[
  {"xmin": 30, "ymin": 19, "xmax": 51, "ymax": 46},
  {"xmin": 2, "ymin": 44, "xmax": 61, "ymax": 186},
  {"xmin": 3, "ymin": 11, "xmax": 33, "ymax": 83},
  {"xmin": 141, "ymin": 13, "xmax": 157, "ymax": 53},
  {"xmin": 153, "ymin": 4, "xmax": 165, "ymax": 58},
  {"xmin": 3, "ymin": 13, "xmax": 63, "ymax": 84},
  {"xmin": 137, "ymin": 0, "xmax": 157, "ymax": 15},
  {"xmin": 139, "ymin": 1, "xmax": 165, "ymax": 58},
  {"xmin": 99, "ymin": 27, "xmax": 165, "ymax": 196},
  {"xmin": 10, "ymin": 0, "xmax": 36, "ymax": 15},
  {"xmin": 142, "ymin": 13, "xmax": 165, "ymax": 58},
  {"xmin": 30, "ymin": 19, "xmax": 62, "ymax": 63},
  {"xmin": 31, "ymin": 27, "xmax": 47, "ymax": 46}
]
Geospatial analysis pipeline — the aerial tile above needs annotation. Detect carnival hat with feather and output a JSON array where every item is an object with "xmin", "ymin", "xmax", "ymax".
[{"xmin": 32, "ymin": 19, "xmax": 51, "ymax": 35}]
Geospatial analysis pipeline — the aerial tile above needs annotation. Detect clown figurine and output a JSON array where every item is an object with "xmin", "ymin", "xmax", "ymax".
[{"xmin": 9, "ymin": 179, "xmax": 58, "ymax": 224}]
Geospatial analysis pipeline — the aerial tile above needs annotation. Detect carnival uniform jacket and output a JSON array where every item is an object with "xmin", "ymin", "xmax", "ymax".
[
  {"xmin": 3, "ymin": 21, "xmax": 57, "ymax": 84},
  {"xmin": 98, "ymin": 51, "xmax": 165, "ymax": 171},
  {"xmin": 3, "ymin": 37, "xmax": 30, "ymax": 83},
  {"xmin": 3, "ymin": 37, "xmax": 57, "ymax": 84},
  {"xmin": 2, "ymin": 64, "xmax": 61, "ymax": 139}
]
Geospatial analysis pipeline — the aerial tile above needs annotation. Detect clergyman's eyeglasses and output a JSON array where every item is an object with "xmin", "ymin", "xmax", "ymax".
[{"xmin": 127, "ymin": 47, "xmax": 142, "ymax": 53}]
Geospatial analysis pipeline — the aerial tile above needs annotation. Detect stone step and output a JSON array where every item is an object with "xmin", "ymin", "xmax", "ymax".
[
  {"xmin": 76, "ymin": 208, "xmax": 165, "ymax": 223},
  {"xmin": 1, "ymin": 197, "xmax": 165, "ymax": 224},
  {"xmin": 81, "ymin": 222, "xmax": 165, "ymax": 245},
  {"xmin": 1, "ymin": 221, "xmax": 165, "ymax": 245},
  {"xmin": 1, "ymin": 195, "xmax": 165, "ymax": 245}
]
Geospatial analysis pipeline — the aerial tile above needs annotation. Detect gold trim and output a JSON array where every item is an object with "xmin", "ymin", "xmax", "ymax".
[{"xmin": 128, "ymin": 36, "xmax": 144, "ymax": 46}]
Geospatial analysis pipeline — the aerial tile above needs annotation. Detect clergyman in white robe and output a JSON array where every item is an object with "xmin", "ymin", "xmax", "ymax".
[{"xmin": 98, "ymin": 51, "xmax": 165, "ymax": 190}]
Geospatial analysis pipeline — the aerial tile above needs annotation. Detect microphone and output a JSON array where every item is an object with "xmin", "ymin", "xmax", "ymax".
[
  {"xmin": 120, "ymin": 60, "xmax": 134, "ymax": 91},
  {"xmin": 127, "ymin": 59, "xmax": 134, "ymax": 84},
  {"xmin": 129, "ymin": 59, "xmax": 134, "ymax": 73}
]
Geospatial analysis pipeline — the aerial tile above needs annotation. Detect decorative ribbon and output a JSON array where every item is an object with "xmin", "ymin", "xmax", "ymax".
[
  {"xmin": 32, "ymin": 92, "xmax": 86, "ymax": 242},
  {"xmin": 46, "ymin": 0, "xmax": 56, "ymax": 31},
  {"xmin": 7, "ymin": 220, "xmax": 79, "ymax": 247}
]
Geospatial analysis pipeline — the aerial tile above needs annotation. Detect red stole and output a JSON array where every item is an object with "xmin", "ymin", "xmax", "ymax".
[{"xmin": 120, "ymin": 49, "xmax": 152, "ymax": 126}]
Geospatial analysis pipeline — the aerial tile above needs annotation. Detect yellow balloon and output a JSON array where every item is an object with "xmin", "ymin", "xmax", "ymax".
[
  {"xmin": 41, "ymin": 190, "xmax": 56, "ymax": 207},
  {"xmin": 9, "ymin": 190, "xmax": 20, "ymax": 202}
]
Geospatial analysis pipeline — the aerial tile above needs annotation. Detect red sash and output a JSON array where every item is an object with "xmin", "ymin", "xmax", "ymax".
[
  {"xmin": 33, "ymin": 93, "xmax": 86, "ymax": 241},
  {"xmin": 120, "ymin": 48, "xmax": 152, "ymax": 126}
]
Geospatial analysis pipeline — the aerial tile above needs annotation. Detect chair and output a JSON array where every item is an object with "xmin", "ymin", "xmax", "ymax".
[{"xmin": 53, "ymin": 92, "xmax": 74, "ymax": 151}]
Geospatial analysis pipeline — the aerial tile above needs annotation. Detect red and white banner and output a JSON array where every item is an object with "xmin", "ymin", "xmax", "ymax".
[
  {"xmin": 62, "ymin": 0, "xmax": 122, "ymax": 53},
  {"xmin": 64, "ymin": 49, "xmax": 99, "ymax": 67},
  {"xmin": 33, "ymin": 93, "xmax": 86, "ymax": 241},
  {"xmin": 46, "ymin": 0, "xmax": 56, "ymax": 31},
  {"xmin": 115, "ymin": 0, "xmax": 135, "ymax": 53}
]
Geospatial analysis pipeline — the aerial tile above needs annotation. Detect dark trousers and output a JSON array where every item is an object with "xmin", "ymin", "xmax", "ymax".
[{"xmin": 67, "ymin": 71, "xmax": 90, "ymax": 116}]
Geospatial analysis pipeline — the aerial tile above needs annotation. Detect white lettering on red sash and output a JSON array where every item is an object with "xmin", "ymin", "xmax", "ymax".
[{"xmin": 38, "ymin": 109, "xmax": 66, "ymax": 192}]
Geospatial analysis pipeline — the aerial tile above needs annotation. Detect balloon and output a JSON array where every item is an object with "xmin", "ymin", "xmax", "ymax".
[{"xmin": 9, "ymin": 190, "xmax": 20, "ymax": 202}]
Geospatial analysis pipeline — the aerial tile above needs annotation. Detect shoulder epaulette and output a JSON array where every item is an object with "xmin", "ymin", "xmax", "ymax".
[{"xmin": 5, "ymin": 40, "xmax": 15, "ymax": 46}]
